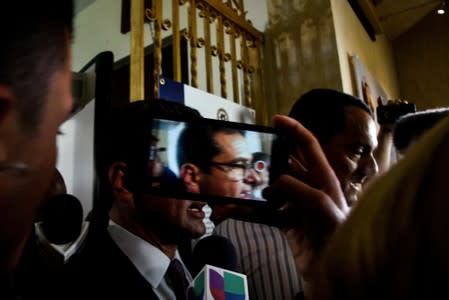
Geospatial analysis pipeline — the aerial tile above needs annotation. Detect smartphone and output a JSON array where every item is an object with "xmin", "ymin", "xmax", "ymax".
[{"xmin": 142, "ymin": 116, "xmax": 290, "ymax": 206}]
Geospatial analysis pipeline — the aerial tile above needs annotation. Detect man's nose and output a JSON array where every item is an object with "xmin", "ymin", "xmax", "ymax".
[
  {"xmin": 362, "ymin": 154, "xmax": 379, "ymax": 180},
  {"xmin": 243, "ymin": 168, "xmax": 260, "ymax": 184}
]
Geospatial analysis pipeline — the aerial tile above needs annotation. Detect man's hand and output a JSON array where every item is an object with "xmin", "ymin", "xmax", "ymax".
[
  {"xmin": 374, "ymin": 98, "xmax": 410, "ymax": 173},
  {"xmin": 263, "ymin": 115, "xmax": 349, "ymax": 279}
]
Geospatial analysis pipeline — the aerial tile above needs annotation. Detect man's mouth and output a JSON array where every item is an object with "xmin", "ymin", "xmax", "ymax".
[
  {"xmin": 239, "ymin": 191, "xmax": 251, "ymax": 199},
  {"xmin": 188, "ymin": 202, "xmax": 206, "ymax": 219}
]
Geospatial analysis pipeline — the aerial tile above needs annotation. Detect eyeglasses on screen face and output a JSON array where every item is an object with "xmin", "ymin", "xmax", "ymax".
[
  {"xmin": 210, "ymin": 160, "xmax": 268, "ymax": 181},
  {"xmin": 149, "ymin": 146, "xmax": 167, "ymax": 160}
]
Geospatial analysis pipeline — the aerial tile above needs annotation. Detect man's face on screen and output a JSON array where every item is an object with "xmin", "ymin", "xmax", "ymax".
[{"xmin": 200, "ymin": 131, "xmax": 255, "ymax": 199}]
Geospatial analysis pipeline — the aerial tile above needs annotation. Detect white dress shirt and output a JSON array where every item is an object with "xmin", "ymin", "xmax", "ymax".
[
  {"xmin": 108, "ymin": 221, "xmax": 192, "ymax": 300},
  {"xmin": 35, "ymin": 221, "xmax": 89, "ymax": 263}
]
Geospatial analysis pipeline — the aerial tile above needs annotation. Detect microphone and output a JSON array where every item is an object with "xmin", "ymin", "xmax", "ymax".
[
  {"xmin": 40, "ymin": 193, "xmax": 84, "ymax": 245},
  {"xmin": 189, "ymin": 264, "xmax": 249, "ymax": 300},
  {"xmin": 191, "ymin": 235, "xmax": 238, "ymax": 277},
  {"xmin": 190, "ymin": 235, "xmax": 248, "ymax": 299}
]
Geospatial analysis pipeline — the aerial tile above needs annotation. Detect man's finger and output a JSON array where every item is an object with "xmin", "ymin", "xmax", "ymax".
[{"xmin": 264, "ymin": 174, "xmax": 346, "ymax": 226}]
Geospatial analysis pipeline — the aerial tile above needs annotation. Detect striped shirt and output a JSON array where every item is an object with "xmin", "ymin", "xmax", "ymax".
[{"xmin": 213, "ymin": 219, "xmax": 303, "ymax": 300}]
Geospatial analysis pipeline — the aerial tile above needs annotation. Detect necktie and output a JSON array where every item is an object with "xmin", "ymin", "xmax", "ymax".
[{"xmin": 167, "ymin": 258, "xmax": 192, "ymax": 300}]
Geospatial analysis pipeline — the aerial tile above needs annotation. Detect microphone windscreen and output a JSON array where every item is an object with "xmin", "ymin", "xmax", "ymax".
[
  {"xmin": 40, "ymin": 193, "xmax": 83, "ymax": 245},
  {"xmin": 190, "ymin": 265, "xmax": 249, "ymax": 300},
  {"xmin": 191, "ymin": 235, "xmax": 237, "ymax": 277}
]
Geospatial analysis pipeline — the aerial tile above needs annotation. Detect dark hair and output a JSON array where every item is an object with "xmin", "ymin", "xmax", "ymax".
[
  {"xmin": 289, "ymin": 89, "xmax": 372, "ymax": 144},
  {"xmin": 393, "ymin": 108, "xmax": 449, "ymax": 152},
  {"xmin": 0, "ymin": 1, "xmax": 74, "ymax": 131},
  {"xmin": 108, "ymin": 99, "xmax": 201, "ymax": 192},
  {"xmin": 252, "ymin": 151, "xmax": 270, "ymax": 163},
  {"xmin": 177, "ymin": 125, "xmax": 244, "ymax": 173}
]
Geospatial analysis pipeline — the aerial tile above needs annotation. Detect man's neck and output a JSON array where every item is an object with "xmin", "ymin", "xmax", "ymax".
[{"xmin": 110, "ymin": 216, "xmax": 177, "ymax": 259}]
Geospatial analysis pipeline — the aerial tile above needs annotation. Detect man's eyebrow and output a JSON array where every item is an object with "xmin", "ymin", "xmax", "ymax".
[{"xmin": 228, "ymin": 158, "xmax": 251, "ymax": 164}]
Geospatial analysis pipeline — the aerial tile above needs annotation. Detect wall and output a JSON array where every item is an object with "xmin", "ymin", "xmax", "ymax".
[
  {"xmin": 393, "ymin": 12, "xmax": 449, "ymax": 110},
  {"xmin": 264, "ymin": 0, "xmax": 342, "ymax": 116},
  {"xmin": 73, "ymin": 0, "xmax": 147, "ymax": 70},
  {"xmin": 330, "ymin": 0, "xmax": 400, "ymax": 99}
]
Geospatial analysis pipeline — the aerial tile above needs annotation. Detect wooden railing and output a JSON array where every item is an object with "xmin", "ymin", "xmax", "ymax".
[{"xmin": 129, "ymin": 0, "xmax": 268, "ymax": 124}]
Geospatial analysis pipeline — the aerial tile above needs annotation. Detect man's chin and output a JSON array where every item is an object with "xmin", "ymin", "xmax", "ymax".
[
  {"xmin": 190, "ymin": 231, "xmax": 206, "ymax": 239},
  {"xmin": 189, "ymin": 225, "xmax": 206, "ymax": 239}
]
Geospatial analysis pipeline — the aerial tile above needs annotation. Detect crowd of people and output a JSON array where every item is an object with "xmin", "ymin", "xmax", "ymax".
[{"xmin": 1, "ymin": 1, "xmax": 449, "ymax": 300}]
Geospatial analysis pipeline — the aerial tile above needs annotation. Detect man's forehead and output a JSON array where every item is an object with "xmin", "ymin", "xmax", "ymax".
[
  {"xmin": 214, "ymin": 131, "xmax": 251, "ymax": 158},
  {"xmin": 341, "ymin": 108, "xmax": 378, "ymax": 147},
  {"xmin": 230, "ymin": 136, "xmax": 250, "ymax": 153}
]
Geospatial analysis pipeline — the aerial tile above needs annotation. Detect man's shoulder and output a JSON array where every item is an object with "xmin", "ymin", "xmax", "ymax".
[
  {"xmin": 65, "ymin": 228, "xmax": 131, "ymax": 280},
  {"xmin": 213, "ymin": 219, "xmax": 288, "ymax": 254},
  {"xmin": 214, "ymin": 218, "xmax": 281, "ymax": 235},
  {"xmin": 63, "ymin": 230, "xmax": 157, "ymax": 298}
]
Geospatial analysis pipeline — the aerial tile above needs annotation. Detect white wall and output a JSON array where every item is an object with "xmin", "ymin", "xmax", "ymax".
[
  {"xmin": 73, "ymin": 0, "xmax": 142, "ymax": 70},
  {"xmin": 57, "ymin": 119, "xmax": 75, "ymax": 194},
  {"xmin": 57, "ymin": 101, "xmax": 95, "ymax": 218},
  {"xmin": 330, "ymin": 0, "xmax": 400, "ymax": 99},
  {"xmin": 245, "ymin": 0, "xmax": 268, "ymax": 31}
]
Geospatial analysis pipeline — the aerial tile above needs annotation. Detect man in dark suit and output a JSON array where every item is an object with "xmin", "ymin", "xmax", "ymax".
[{"xmin": 66, "ymin": 100, "xmax": 206, "ymax": 299}]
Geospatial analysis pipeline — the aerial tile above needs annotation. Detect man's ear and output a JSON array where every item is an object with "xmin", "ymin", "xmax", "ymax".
[
  {"xmin": 179, "ymin": 163, "xmax": 201, "ymax": 193},
  {"xmin": 108, "ymin": 161, "xmax": 133, "ymax": 204}
]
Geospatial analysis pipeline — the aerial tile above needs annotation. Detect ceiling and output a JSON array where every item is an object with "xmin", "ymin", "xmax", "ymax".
[{"xmin": 363, "ymin": 0, "xmax": 444, "ymax": 40}]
